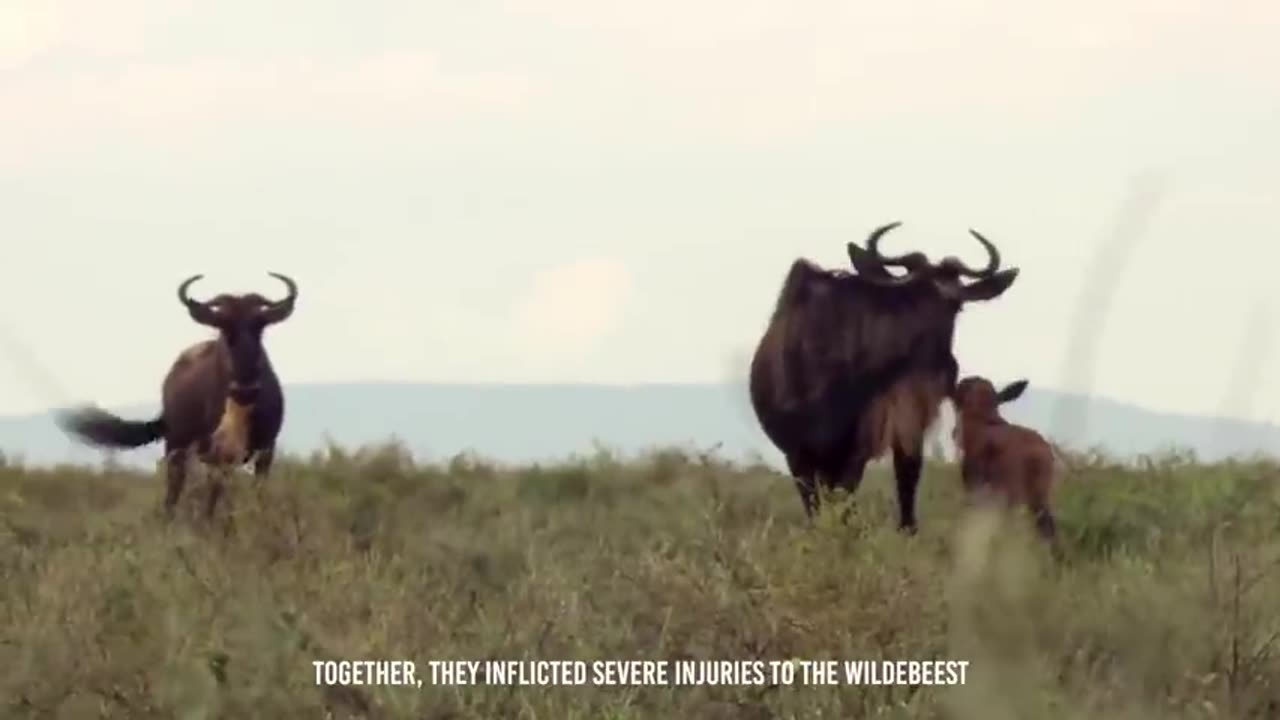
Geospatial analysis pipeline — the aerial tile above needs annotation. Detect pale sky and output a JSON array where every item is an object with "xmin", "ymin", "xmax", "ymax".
[{"xmin": 1, "ymin": 1, "xmax": 1277, "ymax": 423}]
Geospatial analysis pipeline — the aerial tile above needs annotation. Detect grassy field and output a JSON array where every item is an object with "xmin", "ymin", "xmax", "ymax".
[{"xmin": 1, "ymin": 442, "xmax": 1279, "ymax": 719}]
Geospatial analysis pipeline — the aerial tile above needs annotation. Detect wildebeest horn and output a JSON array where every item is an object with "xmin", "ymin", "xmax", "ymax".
[
  {"xmin": 949, "ymin": 229, "xmax": 1001, "ymax": 277},
  {"xmin": 257, "ymin": 272, "xmax": 298, "ymax": 325},
  {"xmin": 865, "ymin": 222, "xmax": 917, "ymax": 265},
  {"xmin": 177, "ymin": 274, "xmax": 221, "ymax": 326},
  {"xmin": 854, "ymin": 221, "xmax": 928, "ymax": 286}
]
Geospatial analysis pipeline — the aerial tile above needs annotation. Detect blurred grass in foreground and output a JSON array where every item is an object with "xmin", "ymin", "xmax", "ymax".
[{"xmin": 1, "ymin": 442, "xmax": 1279, "ymax": 718}]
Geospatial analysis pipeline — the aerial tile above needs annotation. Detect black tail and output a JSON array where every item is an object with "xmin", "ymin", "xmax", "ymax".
[{"xmin": 55, "ymin": 405, "xmax": 165, "ymax": 449}]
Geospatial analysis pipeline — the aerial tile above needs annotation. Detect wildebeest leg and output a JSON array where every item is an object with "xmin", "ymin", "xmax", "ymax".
[
  {"xmin": 834, "ymin": 455, "xmax": 869, "ymax": 525},
  {"xmin": 1030, "ymin": 500, "xmax": 1060, "ymax": 556},
  {"xmin": 785, "ymin": 454, "xmax": 818, "ymax": 519},
  {"xmin": 163, "ymin": 447, "xmax": 190, "ymax": 516},
  {"xmin": 206, "ymin": 465, "xmax": 238, "ymax": 537},
  {"xmin": 1031, "ymin": 507, "xmax": 1056, "ymax": 539},
  {"xmin": 1020, "ymin": 492, "xmax": 1061, "ymax": 561},
  {"xmin": 252, "ymin": 445, "xmax": 275, "ymax": 502},
  {"xmin": 253, "ymin": 445, "xmax": 275, "ymax": 479},
  {"xmin": 892, "ymin": 444, "xmax": 923, "ymax": 534},
  {"xmin": 206, "ymin": 467, "xmax": 225, "ymax": 520},
  {"xmin": 795, "ymin": 475, "xmax": 819, "ymax": 518}
]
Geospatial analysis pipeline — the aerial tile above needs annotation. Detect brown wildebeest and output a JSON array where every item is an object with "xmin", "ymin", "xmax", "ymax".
[
  {"xmin": 748, "ymin": 222, "xmax": 1018, "ymax": 532},
  {"xmin": 950, "ymin": 375, "xmax": 1058, "ymax": 545},
  {"xmin": 57, "ymin": 273, "xmax": 297, "ymax": 519}
]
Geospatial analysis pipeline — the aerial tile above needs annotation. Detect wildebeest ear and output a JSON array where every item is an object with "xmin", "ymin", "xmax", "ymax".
[
  {"xmin": 955, "ymin": 267, "xmax": 1019, "ymax": 302},
  {"xmin": 996, "ymin": 379, "xmax": 1028, "ymax": 404}
]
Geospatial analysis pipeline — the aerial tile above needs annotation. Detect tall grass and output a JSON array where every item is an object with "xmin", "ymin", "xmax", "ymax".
[{"xmin": 1, "ymin": 442, "xmax": 1278, "ymax": 718}]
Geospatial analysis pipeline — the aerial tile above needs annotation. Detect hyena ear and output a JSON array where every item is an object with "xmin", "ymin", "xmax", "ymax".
[{"xmin": 996, "ymin": 379, "xmax": 1029, "ymax": 404}]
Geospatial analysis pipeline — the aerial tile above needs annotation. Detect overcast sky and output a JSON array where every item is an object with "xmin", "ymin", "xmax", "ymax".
[{"xmin": 1, "ymin": 1, "xmax": 1277, "ymax": 424}]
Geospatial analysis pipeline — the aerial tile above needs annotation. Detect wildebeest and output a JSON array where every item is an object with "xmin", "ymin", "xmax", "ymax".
[
  {"xmin": 748, "ymin": 222, "xmax": 1018, "ymax": 531},
  {"xmin": 950, "ymin": 375, "xmax": 1057, "ymax": 545},
  {"xmin": 56, "ymin": 273, "xmax": 298, "ymax": 519}
]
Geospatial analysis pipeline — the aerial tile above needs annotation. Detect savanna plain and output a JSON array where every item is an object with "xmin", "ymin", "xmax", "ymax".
[{"xmin": 2, "ymin": 441, "xmax": 1279, "ymax": 719}]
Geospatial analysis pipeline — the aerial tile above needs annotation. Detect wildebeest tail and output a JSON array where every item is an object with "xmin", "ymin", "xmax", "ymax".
[{"xmin": 55, "ymin": 405, "xmax": 165, "ymax": 449}]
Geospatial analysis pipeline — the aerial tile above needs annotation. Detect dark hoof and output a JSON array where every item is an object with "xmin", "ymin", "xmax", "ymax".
[{"xmin": 898, "ymin": 523, "xmax": 919, "ymax": 536}]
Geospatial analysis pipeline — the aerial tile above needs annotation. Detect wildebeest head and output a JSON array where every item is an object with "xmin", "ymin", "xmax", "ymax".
[
  {"xmin": 847, "ymin": 222, "xmax": 1019, "ymax": 304},
  {"xmin": 952, "ymin": 376, "xmax": 1029, "ymax": 421},
  {"xmin": 177, "ymin": 272, "xmax": 298, "ymax": 400}
]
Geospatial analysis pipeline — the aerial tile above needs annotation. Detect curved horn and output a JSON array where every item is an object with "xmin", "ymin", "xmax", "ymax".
[
  {"xmin": 855, "ymin": 221, "xmax": 930, "ymax": 286},
  {"xmin": 848, "ymin": 242, "xmax": 918, "ymax": 286},
  {"xmin": 177, "ymin": 274, "xmax": 202, "ymax": 306},
  {"xmin": 949, "ymin": 229, "xmax": 1001, "ymax": 277},
  {"xmin": 847, "ymin": 241, "xmax": 894, "ymax": 279},
  {"xmin": 176, "ymin": 274, "xmax": 220, "ymax": 326},
  {"xmin": 258, "ymin": 272, "xmax": 298, "ymax": 324},
  {"xmin": 865, "ymin": 221, "xmax": 920, "ymax": 266}
]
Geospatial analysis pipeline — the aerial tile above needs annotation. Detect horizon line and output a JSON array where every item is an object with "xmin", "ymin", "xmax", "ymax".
[{"xmin": 0, "ymin": 380, "xmax": 1275, "ymax": 430}]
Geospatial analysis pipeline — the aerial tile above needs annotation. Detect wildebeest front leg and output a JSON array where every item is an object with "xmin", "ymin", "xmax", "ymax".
[
  {"xmin": 253, "ymin": 445, "xmax": 275, "ymax": 479},
  {"xmin": 205, "ymin": 466, "xmax": 238, "ymax": 536},
  {"xmin": 892, "ymin": 444, "xmax": 923, "ymax": 534},
  {"xmin": 206, "ymin": 467, "xmax": 225, "ymax": 520},
  {"xmin": 252, "ymin": 445, "xmax": 275, "ymax": 501}
]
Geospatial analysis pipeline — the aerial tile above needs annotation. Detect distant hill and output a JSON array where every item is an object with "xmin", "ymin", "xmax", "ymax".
[{"xmin": 1, "ymin": 382, "xmax": 1277, "ymax": 469}]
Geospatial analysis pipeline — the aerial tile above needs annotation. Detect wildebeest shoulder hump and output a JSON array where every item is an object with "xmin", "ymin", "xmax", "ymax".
[{"xmin": 774, "ymin": 259, "xmax": 852, "ymax": 312}]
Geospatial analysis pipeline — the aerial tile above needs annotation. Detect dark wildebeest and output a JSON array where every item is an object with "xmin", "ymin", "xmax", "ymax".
[
  {"xmin": 57, "ymin": 273, "xmax": 298, "ymax": 519},
  {"xmin": 950, "ymin": 375, "xmax": 1058, "ymax": 545},
  {"xmin": 748, "ymin": 222, "xmax": 1018, "ymax": 532}
]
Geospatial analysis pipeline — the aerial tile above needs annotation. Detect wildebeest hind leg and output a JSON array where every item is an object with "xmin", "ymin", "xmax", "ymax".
[
  {"xmin": 1032, "ymin": 507, "xmax": 1056, "ymax": 539},
  {"xmin": 1030, "ymin": 502, "xmax": 1060, "ymax": 560},
  {"xmin": 785, "ymin": 455, "xmax": 819, "ymax": 519},
  {"xmin": 163, "ymin": 448, "xmax": 190, "ymax": 517},
  {"xmin": 794, "ymin": 475, "xmax": 819, "ymax": 519},
  {"xmin": 834, "ymin": 455, "xmax": 869, "ymax": 525},
  {"xmin": 892, "ymin": 445, "xmax": 923, "ymax": 534}
]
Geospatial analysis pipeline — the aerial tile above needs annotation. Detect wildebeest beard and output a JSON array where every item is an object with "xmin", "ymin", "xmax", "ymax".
[{"xmin": 222, "ymin": 328, "xmax": 266, "ymax": 404}]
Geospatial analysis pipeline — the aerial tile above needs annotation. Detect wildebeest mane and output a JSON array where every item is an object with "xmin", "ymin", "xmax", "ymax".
[{"xmin": 768, "ymin": 258, "xmax": 957, "ymax": 408}]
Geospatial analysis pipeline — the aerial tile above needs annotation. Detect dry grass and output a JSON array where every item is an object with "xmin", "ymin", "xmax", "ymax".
[{"xmin": 1, "ymin": 442, "xmax": 1279, "ymax": 718}]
